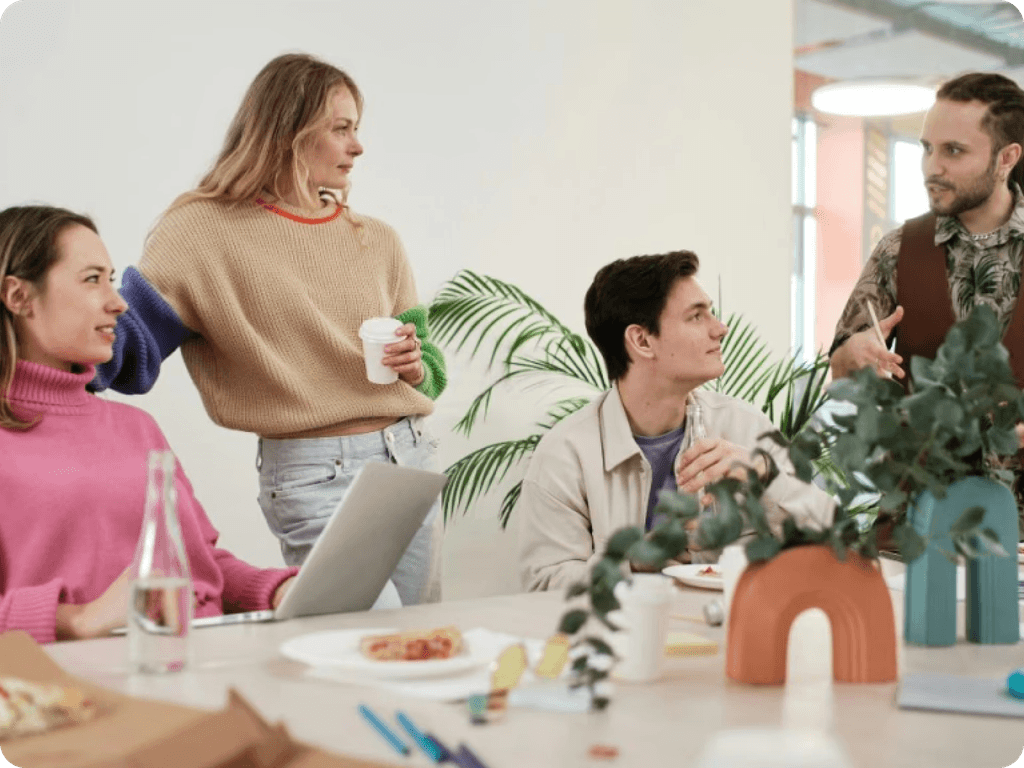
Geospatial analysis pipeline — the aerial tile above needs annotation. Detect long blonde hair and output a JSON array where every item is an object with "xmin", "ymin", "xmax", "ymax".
[
  {"xmin": 171, "ymin": 53, "xmax": 364, "ymax": 213},
  {"xmin": 0, "ymin": 206, "xmax": 98, "ymax": 431}
]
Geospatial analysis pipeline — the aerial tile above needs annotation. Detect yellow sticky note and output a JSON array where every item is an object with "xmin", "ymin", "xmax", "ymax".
[
  {"xmin": 534, "ymin": 633, "xmax": 571, "ymax": 679},
  {"xmin": 664, "ymin": 631, "xmax": 718, "ymax": 657},
  {"xmin": 490, "ymin": 643, "xmax": 528, "ymax": 691}
]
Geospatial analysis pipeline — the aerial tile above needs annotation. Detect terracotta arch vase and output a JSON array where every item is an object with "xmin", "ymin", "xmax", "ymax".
[{"xmin": 726, "ymin": 545, "xmax": 897, "ymax": 685}]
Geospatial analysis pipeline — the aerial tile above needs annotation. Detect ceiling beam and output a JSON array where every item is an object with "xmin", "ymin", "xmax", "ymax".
[{"xmin": 819, "ymin": 0, "xmax": 1024, "ymax": 66}]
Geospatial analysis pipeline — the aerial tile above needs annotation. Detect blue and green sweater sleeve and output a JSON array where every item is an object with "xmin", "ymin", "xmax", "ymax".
[
  {"xmin": 94, "ymin": 270, "xmax": 447, "ymax": 401},
  {"xmin": 397, "ymin": 305, "xmax": 447, "ymax": 400},
  {"xmin": 92, "ymin": 267, "xmax": 195, "ymax": 393}
]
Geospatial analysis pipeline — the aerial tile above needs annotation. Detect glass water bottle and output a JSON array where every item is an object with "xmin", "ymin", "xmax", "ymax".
[{"xmin": 128, "ymin": 450, "xmax": 193, "ymax": 673}]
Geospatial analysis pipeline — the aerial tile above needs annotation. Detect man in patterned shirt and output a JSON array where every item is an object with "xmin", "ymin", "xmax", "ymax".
[{"xmin": 830, "ymin": 72, "xmax": 1024, "ymax": 538}]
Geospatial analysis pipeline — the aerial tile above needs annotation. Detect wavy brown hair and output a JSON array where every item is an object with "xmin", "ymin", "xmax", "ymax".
[
  {"xmin": 938, "ymin": 72, "xmax": 1024, "ymax": 192},
  {"xmin": 171, "ymin": 53, "xmax": 364, "ymax": 213},
  {"xmin": 0, "ymin": 206, "xmax": 98, "ymax": 430}
]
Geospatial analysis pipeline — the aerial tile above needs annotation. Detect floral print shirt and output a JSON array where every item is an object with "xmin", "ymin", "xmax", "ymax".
[
  {"xmin": 830, "ymin": 186, "xmax": 1024, "ymax": 538},
  {"xmin": 830, "ymin": 185, "xmax": 1024, "ymax": 355}
]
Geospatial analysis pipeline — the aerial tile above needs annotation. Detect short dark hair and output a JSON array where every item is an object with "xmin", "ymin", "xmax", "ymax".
[
  {"xmin": 584, "ymin": 251, "xmax": 699, "ymax": 381},
  {"xmin": 937, "ymin": 72, "xmax": 1024, "ymax": 190}
]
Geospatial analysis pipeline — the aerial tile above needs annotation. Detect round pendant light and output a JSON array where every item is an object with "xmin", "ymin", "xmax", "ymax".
[{"xmin": 811, "ymin": 80, "xmax": 936, "ymax": 117}]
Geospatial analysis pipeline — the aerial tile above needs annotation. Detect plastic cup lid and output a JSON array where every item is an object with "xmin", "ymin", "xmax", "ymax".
[{"xmin": 359, "ymin": 317, "xmax": 403, "ymax": 341}]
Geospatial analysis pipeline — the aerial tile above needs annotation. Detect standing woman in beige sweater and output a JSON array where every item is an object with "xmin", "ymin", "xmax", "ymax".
[{"xmin": 95, "ymin": 53, "xmax": 447, "ymax": 605}]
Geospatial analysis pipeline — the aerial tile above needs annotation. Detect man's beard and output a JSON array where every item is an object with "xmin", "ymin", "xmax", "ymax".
[{"xmin": 927, "ymin": 154, "xmax": 999, "ymax": 218}]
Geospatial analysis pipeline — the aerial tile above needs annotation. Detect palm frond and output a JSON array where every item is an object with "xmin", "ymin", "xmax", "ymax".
[
  {"xmin": 772, "ymin": 356, "xmax": 831, "ymax": 439},
  {"xmin": 541, "ymin": 335, "xmax": 609, "ymax": 390},
  {"xmin": 441, "ymin": 435, "xmax": 542, "ymax": 522},
  {"xmin": 507, "ymin": 355, "xmax": 604, "ymax": 386},
  {"xmin": 429, "ymin": 271, "xmax": 574, "ymax": 368},
  {"xmin": 538, "ymin": 397, "xmax": 593, "ymax": 431},
  {"xmin": 499, "ymin": 482, "xmax": 523, "ymax": 528},
  {"xmin": 713, "ymin": 313, "xmax": 775, "ymax": 401}
]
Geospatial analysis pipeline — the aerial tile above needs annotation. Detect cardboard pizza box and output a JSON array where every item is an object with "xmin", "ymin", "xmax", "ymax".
[{"xmin": 0, "ymin": 632, "xmax": 395, "ymax": 768}]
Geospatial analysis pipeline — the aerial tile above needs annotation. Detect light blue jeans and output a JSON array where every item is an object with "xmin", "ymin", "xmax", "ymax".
[{"xmin": 256, "ymin": 416, "xmax": 442, "ymax": 605}]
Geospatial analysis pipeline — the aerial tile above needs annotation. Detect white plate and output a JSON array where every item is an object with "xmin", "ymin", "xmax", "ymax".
[
  {"xmin": 663, "ymin": 564, "xmax": 724, "ymax": 591},
  {"xmin": 279, "ymin": 628, "xmax": 491, "ymax": 680}
]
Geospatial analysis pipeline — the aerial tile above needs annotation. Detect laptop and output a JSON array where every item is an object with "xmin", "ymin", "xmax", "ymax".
[{"xmin": 116, "ymin": 461, "xmax": 447, "ymax": 633}]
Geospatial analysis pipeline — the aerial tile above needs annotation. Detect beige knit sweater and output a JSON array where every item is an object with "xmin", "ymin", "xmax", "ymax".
[{"xmin": 138, "ymin": 197, "xmax": 434, "ymax": 438}]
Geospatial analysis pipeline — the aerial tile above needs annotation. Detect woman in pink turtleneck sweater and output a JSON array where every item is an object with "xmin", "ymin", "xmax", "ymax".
[{"xmin": 0, "ymin": 205, "xmax": 297, "ymax": 643}]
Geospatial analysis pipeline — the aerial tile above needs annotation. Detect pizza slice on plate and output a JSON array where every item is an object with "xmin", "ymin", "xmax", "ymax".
[
  {"xmin": 0, "ymin": 677, "xmax": 100, "ymax": 739},
  {"xmin": 359, "ymin": 626, "xmax": 464, "ymax": 662}
]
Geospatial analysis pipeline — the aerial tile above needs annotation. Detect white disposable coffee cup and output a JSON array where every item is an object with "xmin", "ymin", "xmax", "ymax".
[
  {"xmin": 358, "ymin": 317, "xmax": 403, "ymax": 385},
  {"xmin": 608, "ymin": 573, "xmax": 672, "ymax": 682},
  {"xmin": 719, "ymin": 543, "xmax": 748, "ymax": 627}
]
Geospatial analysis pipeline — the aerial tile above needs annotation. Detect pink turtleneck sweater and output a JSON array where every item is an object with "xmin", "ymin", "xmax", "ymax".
[{"xmin": 0, "ymin": 360, "xmax": 297, "ymax": 643}]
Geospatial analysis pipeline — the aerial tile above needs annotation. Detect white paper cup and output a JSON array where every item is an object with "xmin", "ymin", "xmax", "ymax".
[
  {"xmin": 358, "ymin": 317, "xmax": 403, "ymax": 385},
  {"xmin": 609, "ymin": 573, "xmax": 672, "ymax": 682},
  {"xmin": 719, "ymin": 543, "xmax": 748, "ymax": 627}
]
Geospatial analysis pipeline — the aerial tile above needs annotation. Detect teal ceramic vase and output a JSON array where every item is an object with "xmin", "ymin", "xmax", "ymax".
[{"xmin": 904, "ymin": 477, "xmax": 1020, "ymax": 646}]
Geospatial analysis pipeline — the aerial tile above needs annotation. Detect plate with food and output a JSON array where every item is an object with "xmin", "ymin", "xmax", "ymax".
[
  {"xmin": 662, "ymin": 564, "xmax": 724, "ymax": 591},
  {"xmin": 280, "ymin": 625, "xmax": 489, "ymax": 679},
  {"xmin": 1018, "ymin": 542, "xmax": 1023, "ymax": 564}
]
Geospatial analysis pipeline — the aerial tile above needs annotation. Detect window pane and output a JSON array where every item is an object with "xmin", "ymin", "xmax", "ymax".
[
  {"xmin": 803, "ymin": 120, "xmax": 817, "ymax": 209},
  {"xmin": 791, "ymin": 211, "xmax": 802, "ymax": 357},
  {"xmin": 802, "ymin": 213, "xmax": 817, "ymax": 358},
  {"xmin": 792, "ymin": 117, "xmax": 801, "ymax": 207},
  {"xmin": 892, "ymin": 140, "xmax": 928, "ymax": 223}
]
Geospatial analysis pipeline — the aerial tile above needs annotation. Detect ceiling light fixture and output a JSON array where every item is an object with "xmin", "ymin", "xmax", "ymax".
[{"xmin": 811, "ymin": 80, "xmax": 936, "ymax": 117}]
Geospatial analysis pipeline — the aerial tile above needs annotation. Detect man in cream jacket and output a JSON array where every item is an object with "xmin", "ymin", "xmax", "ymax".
[{"xmin": 517, "ymin": 251, "xmax": 835, "ymax": 592}]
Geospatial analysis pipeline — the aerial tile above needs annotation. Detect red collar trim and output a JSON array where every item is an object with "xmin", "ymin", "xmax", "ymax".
[{"xmin": 254, "ymin": 197, "xmax": 344, "ymax": 224}]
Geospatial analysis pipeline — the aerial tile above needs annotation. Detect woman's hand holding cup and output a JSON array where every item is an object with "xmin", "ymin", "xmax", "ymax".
[{"xmin": 382, "ymin": 322, "xmax": 425, "ymax": 387}]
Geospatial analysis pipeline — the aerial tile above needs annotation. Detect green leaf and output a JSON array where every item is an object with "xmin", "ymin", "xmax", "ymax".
[
  {"xmin": 604, "ymin": 527, "xmax": 643, "ymax": 560},
  {"xmin": 695, "ymin": 514, "xmax": 726, "ymax": 550},
  {"xmin": 565, "ymin": 582, "xmax": 589, "ymax": 599},
  {"xmin": 893, "ymin": 523, "xmax": 928, "ymax": 562},
  {"xmin": 653, "ymin": 490, "xmax": 701, "ymax": 520},
  {"xmin": 950, "ymin": 505, "xmax": 985, "ymax": 535},
  {"xmin": 952, "ymin": 534, "xmax": 981, "ymax": 560},
  {"xmin": 583, "ymin": 636, "xmax": 615, "ymax": 656},
  {"xmin": 648, "ymin": 517, "xmax": 690, "ymax": 560},
  {"xmin": 977, "ymin": 527, "xmax": 1009, "ymax": 557},
  {"xmin": 625, "ymin": 539, "xmax": 668, "ymax": 568},
  {"xmin": 745, "ymin": 536, "xmax": 782, "ymax": 562},
  {"xmin": 591, "ymin": 558, "xmax": 623, "ymax": 591},
  {"xmin": 558, "ymin": 609, "xmax": 589, "ymax": 635}
]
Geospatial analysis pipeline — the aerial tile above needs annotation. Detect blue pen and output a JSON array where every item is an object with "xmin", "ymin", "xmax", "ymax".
[
  {"xmin": 396, "ymin": 711, "xmax": 443, "ymax": 762},
  {"xmin": 424, "ymin": 732, "xmax": 457, "ymax": 762},
  {"xmin": 357, "ymin": 704, "xmax": 410, "ymax": 756}
]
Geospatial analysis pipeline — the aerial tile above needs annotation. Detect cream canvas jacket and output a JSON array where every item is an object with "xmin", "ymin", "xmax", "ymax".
[{"xmin": 517, "ymin": 384, "xmax": 836, "ymax": 592}]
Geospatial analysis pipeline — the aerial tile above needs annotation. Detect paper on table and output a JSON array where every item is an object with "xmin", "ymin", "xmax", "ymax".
[{"xmin": 898, "ymin": 672, "xmax": 1024, "ymax": 719}]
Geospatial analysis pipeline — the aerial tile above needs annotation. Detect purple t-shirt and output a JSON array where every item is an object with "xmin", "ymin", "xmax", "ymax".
[{"xmin": 634, "ymin": 425, "xmax": 686, "ymax": 531}]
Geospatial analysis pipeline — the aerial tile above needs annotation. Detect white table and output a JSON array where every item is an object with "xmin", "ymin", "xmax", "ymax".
[{"xmin": 44, "ymin": 585, "xmax": 1024, "ymax": 768}]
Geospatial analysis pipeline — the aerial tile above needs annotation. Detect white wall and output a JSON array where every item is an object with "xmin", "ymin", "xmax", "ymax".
[{"xmin": 0, "ymin": 0, "xmax": 794, "ymax": 599}]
